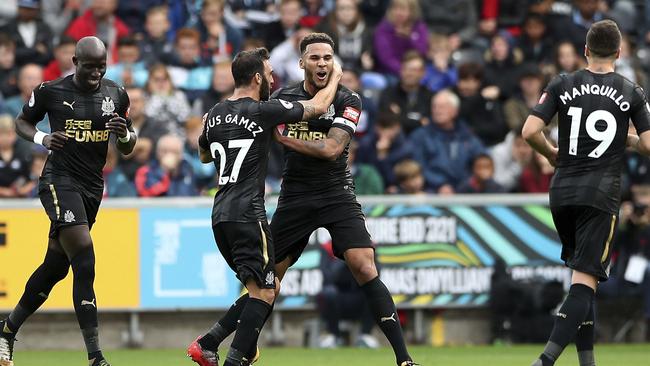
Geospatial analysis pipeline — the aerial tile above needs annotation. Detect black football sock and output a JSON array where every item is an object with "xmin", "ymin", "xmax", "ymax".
[
  {"xmin": 225, "ymin": 298, "xmax": 272, "ymax": 366},
  {"xmin": 7, "ymin": 249, "xmax": 70, "ymax": 334},
  {"xmin": 199, "ymin": 293, "xmax": 250, "ymax": 351},
  {"xmin": 534, "ymin": 284, "xmax": 594, "ymax": 366},
  {"xmin": 361, "ymin": 276, "xmax": 410, "ymax": 364},
  {"xmin": 82, "ymin": 327, "xmax": 102, "ymax": 360},
  {"xmin": 71, "ymin": 247, "xmax": 98, "ymax": 330},
  {"xmin": 575, "ymin": 299, "xmax": 596, "ymax": 366},
  {"xmin": 246, "ymin": 301, "xmax": 274, "ymax": 359}
]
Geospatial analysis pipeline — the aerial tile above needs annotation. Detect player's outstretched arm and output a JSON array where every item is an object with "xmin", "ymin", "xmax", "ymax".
[
  {"xmin": 522, "ymin": 114, "xmax": 558, "ymax": 166},
  {"xmin": 298, "ymin": 61, "xmax": 343, "ymax": 120},
  {"xmin": 15, "ymin": 113, "xmax": 68, "ymax": 150},
  {"xmin": 274, "ymin": 126, "xmax": 351, "ymax": 161}
]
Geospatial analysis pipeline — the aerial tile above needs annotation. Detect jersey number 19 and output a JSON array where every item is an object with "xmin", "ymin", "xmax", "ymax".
[
  {"xmin": 210, "ymin": 139, "xmax": 254, "ymax": 185},
  {"xmin": 567, "ymin": 106, "xmax": 617, "ymax": 158}
]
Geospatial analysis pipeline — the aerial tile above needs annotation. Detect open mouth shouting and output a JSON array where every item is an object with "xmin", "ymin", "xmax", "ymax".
[{"xmin": 316, "ymin": 70, "xmax": 328, "ymax": 82}]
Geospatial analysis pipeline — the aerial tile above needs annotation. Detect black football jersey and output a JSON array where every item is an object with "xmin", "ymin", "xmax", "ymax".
[
  {"xmin": 531, "ymin": 69, "xmax": 650, "ymax": 213},
  {"xmin": 199, "ymin": 97, "xmax": 305, "ymax": 223},
  {"xmin": 272, "ymin": 83, "xmax": 362, "ymax": 194},
  {"xmin": 22, "ymin": 75, "xmax": 131, "ymax": 195}
]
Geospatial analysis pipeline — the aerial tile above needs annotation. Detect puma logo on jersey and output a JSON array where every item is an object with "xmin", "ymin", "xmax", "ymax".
[
  {"xmin": 81, "ymin": 299, "xmax": 96, "ymax": 308},
  {"xmin": 63, "ymin": 100, "xmax": 75, "ymax": 110},
  {"xmin": 380, "ymin": 313, "xmax": 397, "ymax": 323}
]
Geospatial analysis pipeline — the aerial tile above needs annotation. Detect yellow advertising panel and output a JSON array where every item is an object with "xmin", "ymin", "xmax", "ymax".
[{"xmin": 0, "ymin": 208, "xmax": 139, "ymax": 310}]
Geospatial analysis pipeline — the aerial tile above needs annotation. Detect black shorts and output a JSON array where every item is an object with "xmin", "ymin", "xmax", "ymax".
[
  {"xmin": 271, "ymin": 191, "xmax": 373, "ymax": 265},
  {"xmin": 38, "ymin": 176, "xmax": 102, "ymax": 239},
  {"xmin": 551, "ymin": 205, "xmax": 618, "ymax": 282},
  {"xmin": 213, "ymin": 221, "xmax": 276, "ymax": 289}
]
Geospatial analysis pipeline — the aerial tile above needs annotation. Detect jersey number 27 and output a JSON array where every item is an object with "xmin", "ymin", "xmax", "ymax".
[
  {"xmin": 567, "ymin": 107, "xmax": 617, "ymax": 158},
  {"xmin": 210, "ymin": 139, "xmax": 254, "ymax": 185}
]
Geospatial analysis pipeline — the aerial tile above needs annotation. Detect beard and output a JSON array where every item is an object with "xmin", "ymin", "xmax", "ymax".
[{"xmin": 260, "ymin": 77, "xmax": 270, "ymax": 101}]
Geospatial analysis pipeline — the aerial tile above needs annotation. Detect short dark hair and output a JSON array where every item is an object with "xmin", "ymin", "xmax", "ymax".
[
  {"xmin": 376, "ymin": 111, "xmax": 401, "ymax": 129},
  {"xmin": 117, "ymin": 36, "xmax": 138, "ymax": 48},
  {"xmin": 458, "ymin": 62, "xmax": 483, "ymax": 81},
  {"xmin": 586, "ymin": 20, "xmax": 621, "ymax": 59},
  {"xmin": 231, "ymin": 47, "xmax": 270, "ymax": 88},
  {"xmin": 56, "ymin": 35, "xmax": 76, "ymax": 48},
  {"xmin": 299, "ymin": 33, "xmax": 335, "ymax": 54}
]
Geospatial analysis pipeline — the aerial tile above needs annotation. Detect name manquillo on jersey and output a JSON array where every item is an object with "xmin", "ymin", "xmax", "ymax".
[{"xmin": 557, "ymin": 83, "xmax": 631, "ymax": 111}]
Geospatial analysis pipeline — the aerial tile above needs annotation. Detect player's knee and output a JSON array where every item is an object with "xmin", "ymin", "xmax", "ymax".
[
  {"xmin": 44, "ymin": 249, "xmax": 70, "ymax": 281},
  {"xmin": 70, "ymin": 248, "xmax": 95, "ymax": 280},
  {"xmin": 273, "ymin": 279, "xmax": 281, "ymax": 298},
  {"xmin": 350, "ymin": 261, "xmax": 378, "ymax": 283}
]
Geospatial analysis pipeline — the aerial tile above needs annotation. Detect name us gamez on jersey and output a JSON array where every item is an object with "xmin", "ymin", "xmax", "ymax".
[
  {"xmin": 205, "ymin": 113, "xmax": 264, "ymax": 137},
  {"xmin": 559, "ymin": 84, "xmax": 631, "ymax": 111}
]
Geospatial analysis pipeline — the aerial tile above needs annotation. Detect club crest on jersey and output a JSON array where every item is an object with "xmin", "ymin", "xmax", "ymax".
[
  {"xmin": 101, "ymin": 96, "xmax": 115, "ymax": 116},
  {"xmin": 265, "ymin": 271, "xmax": 275, "ymax": 285},
  {"xmin": 319, "ymin": 104, "xmax": 335, "ymax": 120}
]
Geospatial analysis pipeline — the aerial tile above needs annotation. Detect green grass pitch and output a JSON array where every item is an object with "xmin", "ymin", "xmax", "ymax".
[{"xmin": 10, "ymin": 344, "xmax": 650, "ymax": 366}]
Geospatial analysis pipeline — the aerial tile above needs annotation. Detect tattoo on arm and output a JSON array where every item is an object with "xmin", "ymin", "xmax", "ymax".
[
  {"xmin": 302, "ymin": 104, "xmax": 317, "ymax": 120},
  {"xmin": 327, "ymin": 127, "xmax": 351, "ymax": 148}
]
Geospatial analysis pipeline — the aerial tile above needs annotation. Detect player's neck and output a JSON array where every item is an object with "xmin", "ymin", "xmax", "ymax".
[
  {"xmin": 586, "ymin": 60, "xmax": 615, "ymax": 74},
  {"xmin": 303, "ymin": 80, "xmax": 319, "ymax": 97},
  {"xmin": 230, "ymin": 86, "xmax": 260, "ymax": 102}
]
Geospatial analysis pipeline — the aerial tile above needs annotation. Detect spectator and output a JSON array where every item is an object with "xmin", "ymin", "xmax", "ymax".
[
  {"xmin": 455, "ymin": 62, "xmax": 508, "ymax": 147},
  {"xmin": 378, "ymin": 51, "xmax": 432, "ymax": 136},
  {"xmin": 65, "ymin": 0, "xmax": 130, "ymax": 64},
  {"xmin": 224, "ymin": 0, "xmax": 278, "ymax": 36},
  {"xmin": 140, "ymin": 5, "xmax": 174, "ymax": 66},
  {"xmin": 422, "ymin": 33, "xmax": 457, "ymax": 94},
  {"xmin": 490, "ymin": 130, "xmax": 533, "ymax": 192},
  {"xmin": 357, "ymin": 111, "xmax": 412, "ymax": 190},
  {"xmin": 484, "ymin": 32, "xmax": 524, "ymax": 101},
  {"xmin": 116, "ymin": 0, "xmax": 164, "ymax": 36},
  {"xmin": 615, "ymin": 35, "xmax": 646, "ymax": 86},
  {"xmin": 519, "ymin": 151, "xmax": 554, "ymax": 193},
  {"xmin": 126, "ymin": 86, "xmax": 169, "ymax": 144},
  {"xmin": 194, "ymin": 60, "xmax": 235, "ymax": 115},
  {"xmin": 144, "ymin": 64, "xmax": 191, "ymax": 137},
  {"xmin": 419, "ymin": 0, "xmax": 477, "ymax": 50},
  {"xmin": 270, "ymin": 27, "xmax": 313, "ymax": 87},
  {"xmin": 0, "ymin": 34, "xmax": 19, "ymax": 98},
  {"xmin": 0, "ymin": 1, "xmax": 17, "ymax": 27},
  {"xmin": 135, "ymin": 134, "xmax": 197, "ymax": 197},
  {"xmin": 0, "ymin": 114, "xmax": 33, "ymax": 198},
  {"xmin": 348, "ymin": 140, "xmax": 384, "ymax": 195},
  {"xmin": 410, "ymin": 89, "xmax": 485, "ymax": 193},
  {"xmin": 552, "ymin": 0, "xmax": 608, "ymax": 54},
  {"xmin": 261, "ymin": 0, "xmax": 303, "ymax": 51},
  {"xmin": 43, "ymin": 36, "xmax": 75, "ymax": 81},
  {"xmin": 103, "ymin": 144, "xmax": 136, "ymax": 197},
  {"xmin": 165, "ymin": 28, "xmax": 213, "ymax": 102},
  {"xmin": 117, "ymin": 137, "xmax": 152, "ymax": 183},
  {"xmin": 104, "ymin": 36, "xmax": 149, "ymax": 87},
  {"xmin": 302, "ymin": 0, "xmax": 329, "ymax": 28},
  {"xmin": 518, "ymin": 13, "xmax": 554, "ymax": 64},
  {"xmin": 549, "ymin": 40, "xmax": 584, "ymax": 76},
  {"xmin": 42, "ymin": 0, "xmax": 92, "ymax": 36},
  {"xmin": 4, "ymin": 64, "xmax": 45, "ymax": 131},
  {"xmin": 457, "ymin": 154, "xmax": 505, "ymax": 194},
  {"xmin": 26, "ymin": 144, "xmax": 48, "ymax": 197},
  {"xmin": 393, "ymin": 159, "xmax": 426, "ymax": 195},
  {"xmin": 0, "ymin": 0, "xmax": 54, "ymax": 66},
  {"xmin": 504, "ymin": 63, "xmax": 557, "ymax": 132},
  {"xmin": 199, "ymin": 0, "xmax": 244, "ymax": 62},
  {"xmin": 184, "ymin": 115, "xmax": 216, "ymax": 193},
  {"xmin": 317, "ymin": 243, "xmax": 379, "ymax": 349},
  {"xmin": 373, "ymin": 0, "xmax": 429, "ymax": 77},
  {"xmin": 316, "ymin": 0, "xmax": 374, "ymax": 71},
  {"xmin": 340, "ymin": 66, "xmax": 375, "ymax": 136},
  {"xmin": 359, "ymin": 0, "xmax": 389, "ymax": 27}
]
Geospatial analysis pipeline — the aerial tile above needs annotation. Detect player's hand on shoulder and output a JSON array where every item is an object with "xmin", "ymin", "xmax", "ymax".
[
  {"xmin": 44, "ymin": 131, "xmax": 68, "ymax": 150},
  {"xmin": 106, "ymin": 112, "xmax": 128, "ymax": 138}
]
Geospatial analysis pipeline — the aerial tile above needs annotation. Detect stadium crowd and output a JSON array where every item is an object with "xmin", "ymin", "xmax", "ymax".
[{"xmin": 0, "ymin": 0, "xmax": 650, "ymax": 199}]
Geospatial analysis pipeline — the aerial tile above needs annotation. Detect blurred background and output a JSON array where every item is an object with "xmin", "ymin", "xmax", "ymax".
[{"xmin": 0, "ymin": 0, "xmax": 649, "ymax": 353}]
